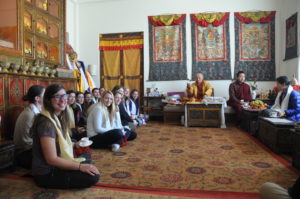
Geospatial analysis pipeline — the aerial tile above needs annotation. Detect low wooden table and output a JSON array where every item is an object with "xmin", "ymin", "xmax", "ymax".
[
  {"xmin": 185, "ymin": 103, "xmax": 222, "ymax": 127},
  {"xmin": 258, "ymin": 117, "xmax": 295, "ymax": 153},
  {"xmin": 241, "ymin": 109, "xmax": 262, "ymax": 136},
  {"xmin": 163, "ymin": 104, "xmax": 184, "ymax": 124},
  {"xmin": 0, "ymin": 140, "xmax": 14, "ymax": 170}
]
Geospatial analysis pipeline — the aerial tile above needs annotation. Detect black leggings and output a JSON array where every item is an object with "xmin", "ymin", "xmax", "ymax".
[
  {"xmin": 34, "ymin": 167, "xmax": 99, "ymax": 189},
  {"xmin": 90, "ymin": 129, "xmax": 123, "ymax": 149},
  {"xmin": 125, "ymin": 129, "xmax": 137, "ymax": 141},
  {"xmin": 15, "ymin": 149, "xmax": 32, "ymax": 169}
]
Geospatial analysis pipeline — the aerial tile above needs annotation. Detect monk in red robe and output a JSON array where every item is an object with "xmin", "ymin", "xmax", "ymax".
[{"xmin": 228, "ymin": 71, "xmax": 252, "ymax": 122}]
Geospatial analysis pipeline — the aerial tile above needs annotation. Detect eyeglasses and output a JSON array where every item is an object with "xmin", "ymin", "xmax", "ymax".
[{"xmin": 52, "ymin": 94, "xmax": 69, "ymax": 100}]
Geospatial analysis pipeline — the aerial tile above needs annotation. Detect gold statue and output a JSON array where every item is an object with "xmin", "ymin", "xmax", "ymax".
[{"xmin": 66, "ymin": 51, "xmax": 95, "ymax": 92}]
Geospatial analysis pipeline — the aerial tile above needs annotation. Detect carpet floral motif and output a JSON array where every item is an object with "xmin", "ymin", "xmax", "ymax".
[
  {"xmin": 0, "ymin": 178, "xmax": 203, "ymax": 199},
  {"xmin": 91, "ymin": 123, "xmax": 297, "ymax": 193}
]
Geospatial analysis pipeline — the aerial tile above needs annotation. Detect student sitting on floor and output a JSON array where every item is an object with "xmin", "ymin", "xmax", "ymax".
[
  {"xmin": 260, "ymin": 177, "xmax": 300, "ymax": 199},
  {"xmin": 114, "ymin": 91, "xmax": 137, "ymax": 143},
  {"xmin": 123, "ymin": 87, "xmax": 142, "ymax": 126},
  {"xmin": 112, "ymin": 85, "xmax": 124, "ymax": 96},
  {"xmin": 130, "ymin": 89, "xmax": 148, "ymax": 125},
  {"xmin": 83, "ymin": 91, "xmax": 93, "ymax": 115},
  {"xmin": 14, "ymin": 85, "xmax": 45, "ymax": 169},
  {"xmin": 115, "ymin": 87, "xmax": 138, "ymax": 129},
  {"xmin": 31, "ymin": 84, "xmax": 99, "ymax": 189},
  {"xmin": 74, "ymin": 92, "xmax": 87, "ymax": 128},
  {"xmin": 87, "ymin": 90, "xmax": 124, "ymax": 152},
  {"xmin": 91, "ymin": 87, "xmax": 100, "ymax": 104},
  {"xmin": 271, "ymin": 76, "xmax": 300, "ymax": 121},
  {"xmin": 99, "ymin": 87, "xmax": 106, "ymax": 98},
  {"xmin": 71, "ymin": 91, "xmax": 87, "ymax": 140},
  {"xmin": 67, "ymin": 90, "xmax": 77, "ymax": 109},
  {"xmin": 66, "ymin": 90, "xmax": 85, "ymax": 140}
]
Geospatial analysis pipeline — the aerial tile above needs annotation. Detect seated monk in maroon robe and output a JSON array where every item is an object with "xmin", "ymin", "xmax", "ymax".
[{"xmin": 228, "ymin": 71, "xmax": 252, "ymax": 122}]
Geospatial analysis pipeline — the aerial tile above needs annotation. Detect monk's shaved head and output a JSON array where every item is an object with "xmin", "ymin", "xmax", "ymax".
[{"xmin": 195, "ymin": 73, "xmax": 204, "ymax": 84}]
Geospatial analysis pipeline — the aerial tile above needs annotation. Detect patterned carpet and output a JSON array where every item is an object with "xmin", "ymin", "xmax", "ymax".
[
  {"xmin": 0, "ymin": 122, "xmax": 299, "ymax": 199},
  {"xmin": 0, "ymin": 177, "xmax": 207, "ymax": 199},
  {"xmin": 92, "ymin": 123, "xmax": 298, "ymax": 197}
]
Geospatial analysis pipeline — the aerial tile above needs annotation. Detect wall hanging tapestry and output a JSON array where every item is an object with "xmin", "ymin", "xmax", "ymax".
[
  {"xmin": 234, "ymin": 11, "xmax": 276, "ymax": 81},
  {"xmin": 148, "ymin": 14, "xmax": 187, "ymax": 81},
  {"xmin": 191, "ymin": 12, "xmax": 231, "ymax": 80},
  {"xmin": 284, "ymin": 12, "xmax": 298, "ymax": 60}
]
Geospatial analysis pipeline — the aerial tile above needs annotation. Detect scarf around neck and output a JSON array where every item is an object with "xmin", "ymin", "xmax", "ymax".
[
  {"xmin": 272, "ymin": 85, "xmax": 293, "ymax": 113},
  {"xmin": 40, "ymin": 108, "xmax": 85, "ymax": 163}
]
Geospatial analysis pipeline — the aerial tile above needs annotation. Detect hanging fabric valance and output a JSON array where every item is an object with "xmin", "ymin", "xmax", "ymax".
[
  {"xmin": 235, "ymin": 11, "xmax": 276, "ymax": 24},
  {"xmin": 99, "ymin": 35, "xmax": 143, "ymax": 51},
  {"xmin": 148, "ymin": 14, "xmax": 186, "ymax": 26},
  {"xmin": 190, "ymin": 12, "xmax": 229, "ymax": 27}
]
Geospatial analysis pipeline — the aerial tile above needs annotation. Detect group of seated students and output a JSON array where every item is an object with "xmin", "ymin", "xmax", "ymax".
[
  {"xmin": 189, "ymin": 71, "xmax": 300, "ymax": 123},
  {"xmin": 13, "ymin": 84, "xmax": 145, "ymax": 189}
]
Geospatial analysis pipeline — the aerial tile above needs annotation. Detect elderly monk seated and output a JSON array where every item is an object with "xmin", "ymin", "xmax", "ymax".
[
  {"xmin": 228, "ymin": 71, "xmax": 251, "ymax": 123},
  {"xmin": 186, "ymin": 73, "xmax": 213, "ymax": 101}
]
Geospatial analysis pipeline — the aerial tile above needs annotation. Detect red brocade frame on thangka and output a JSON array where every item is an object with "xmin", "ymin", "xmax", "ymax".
[
  {"xmin": 234, "ymin": 11, "xmax": 276, "ymax": 81},
  {"xmin": 191, "ymin": 12, "xmax": 232, "ymax": 80}
]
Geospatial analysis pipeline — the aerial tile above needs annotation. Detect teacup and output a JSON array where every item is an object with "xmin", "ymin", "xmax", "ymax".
[
  {"xmin": 243, "ymin": 102, "xmax": 249, "ymax": 107},
  {"xmin": 80, "ymin": 137, "xmax": 89, "ymax": 144},
  {"xmin": 270, "ymin": 112, "xmax": 278, "ymax": 117}
]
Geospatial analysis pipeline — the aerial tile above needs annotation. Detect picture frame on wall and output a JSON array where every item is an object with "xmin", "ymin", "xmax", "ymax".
[{"xmin": 284, "ymin": 12, "xmax": 298, "ymax": 61}]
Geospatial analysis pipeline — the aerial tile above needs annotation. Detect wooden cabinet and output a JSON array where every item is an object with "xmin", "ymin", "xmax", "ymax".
[
  {"xmin": 0, "ymin": 0, "xmax": 66, "ymax": 67},
  {"xmin": 143, "ymin": 96, "xmax": 165, "ymax": 118},
  {"xmin": 185, "ymin": 103, "xmax": 222, "ymax": 127},
  {"xmin": 0, "ymin": 73, "xmax": 76, "ymax": 140},
  {"xmin": 292, "ymin": 130, "xmax": 300, "ymax": 169},
  {"xmin": 258, "ymin": 117, "xmax": 294, "ymax": 153}
]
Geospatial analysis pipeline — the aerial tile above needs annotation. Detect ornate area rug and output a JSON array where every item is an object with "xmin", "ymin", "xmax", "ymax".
[
  {"xmin": 92, "ymin": 123, "xmax": 298, "ymax": 198},
  {"xmin": 0, "ymin": 177, "xmax": 206, "ymax": 199},
  {"xmin": 0, "ymin": 123, "xmax": 298, "ymax": 199}
]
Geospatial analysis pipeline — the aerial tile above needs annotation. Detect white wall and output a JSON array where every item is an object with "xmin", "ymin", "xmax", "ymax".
[
  {"xmin": 66, "ymin": 0, "xmax": 78, "ymax": 51},
  {"xmin": 279, "ymin": 0, "xmax": 299, "ymax": 80},
  {"xmin": 68, "ymin": 0, "xmax": 298, "ymax": 98}
]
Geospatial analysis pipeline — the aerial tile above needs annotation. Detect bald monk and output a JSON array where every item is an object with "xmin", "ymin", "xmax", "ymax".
[
  {"xmin": 186, "ymin": 73, "xmax": 213, "ymax": 100},
  {"xmin": 228, "ymin": 71, "xmax": 252, "ymax": 122}
]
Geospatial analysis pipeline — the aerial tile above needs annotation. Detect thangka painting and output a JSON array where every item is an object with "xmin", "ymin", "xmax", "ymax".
[
  {"xmin": 148, "ymin": 14, "xmax": 187, "ymax": 81},
  {"xmin": 234, "ymin": 11, "xmax": 276, "ymax": 81},
  {"xmin": 154, "ymin": 25, "xmax": 182, "ymax": 62},
  {"xmin": 284, "ymin": 13, "xmax": 298, "ymax": 60},
  {"xmin": 191, "ymin": 12, "xmax": 231, "ymax": 80},
  {"xmin": 240, "ymin": 23, "xmax": 270, "ymax": 61}
]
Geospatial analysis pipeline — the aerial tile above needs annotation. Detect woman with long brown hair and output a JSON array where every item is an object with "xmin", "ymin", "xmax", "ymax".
[{"xmin": 31, "ymin": 84, "xmax": 99, "ymax": 189}]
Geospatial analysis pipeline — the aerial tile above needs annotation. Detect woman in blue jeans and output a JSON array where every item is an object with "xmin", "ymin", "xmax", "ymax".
[{"xmin": 87, "ymin": 90, "xmax": 124, "ymax": 152}]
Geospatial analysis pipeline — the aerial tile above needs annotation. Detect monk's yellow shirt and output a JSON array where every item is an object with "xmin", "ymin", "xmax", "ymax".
[{"xmin": 186, "ymin": 81, "xmax": 213, "ymax": 98}]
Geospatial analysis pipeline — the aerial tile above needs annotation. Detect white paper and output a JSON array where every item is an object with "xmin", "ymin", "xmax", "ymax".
[{"xmin": 263, "ymin": 117, "xmax": 293, "ymax": 124}]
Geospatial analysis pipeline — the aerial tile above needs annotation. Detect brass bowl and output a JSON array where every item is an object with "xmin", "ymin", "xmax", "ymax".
[
  {"xmin": 2, "ymin": 62, "xmax": 10, "ymax": 73},
  {"xmin": 11, "ymin": 64, "xmax": 20, "ymax": 73},
  {"xmin": 20, "ymin": 65, "xmax": 29, "ymax": 74},
  {"xmin": 29, "ymin": 66, "xmax": 36, "ymax": 75}
]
